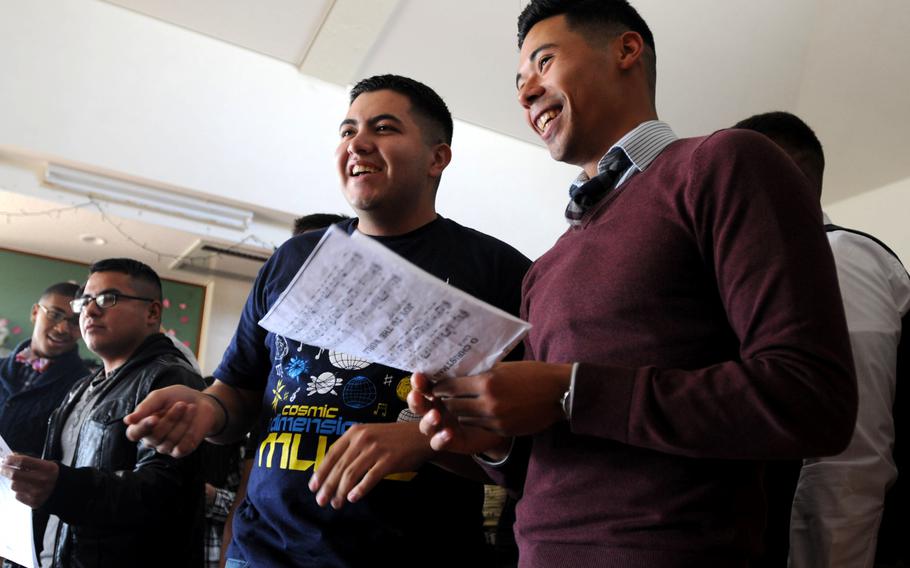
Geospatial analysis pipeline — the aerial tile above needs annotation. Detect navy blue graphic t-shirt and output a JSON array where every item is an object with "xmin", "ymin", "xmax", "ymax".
[{"xmin": 215, "ymin": 216, "xmax": 530, "ymax": 567}]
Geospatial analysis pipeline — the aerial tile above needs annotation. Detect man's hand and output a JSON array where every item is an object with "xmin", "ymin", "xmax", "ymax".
[
  {"xmin": 412, "ymin": 361, "xmax": 573, "ymax": 444},
  {"xmin": 307, "ymin": 422, "xmax": 435, "ymax": 510},
  {"xmin": 409, "ymin": 372, "xmax": 509, "ymax": 456},
  {"xmin": 0, "ymin": 454, "xmax": 60, "ymax": 508},
  {"xmin": 124, "ymin": 385, "xmax": 219, "ymax": 458}
]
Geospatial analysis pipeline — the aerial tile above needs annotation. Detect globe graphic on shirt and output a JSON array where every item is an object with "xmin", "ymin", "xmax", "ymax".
[
  {"xmin": 342, "ymin": 376, "xmax": 377, "ymax": 409},
  {"xmin": 328, "ymin": 350, "xmax": 371, "ymax": 370}
]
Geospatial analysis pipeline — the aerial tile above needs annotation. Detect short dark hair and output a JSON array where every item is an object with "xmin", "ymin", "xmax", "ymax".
[
  {"xmin": 734, "ymin": 111, "xmax": 825, "ymax": 192},
  {"xmin": 349, "ymin": 74, "xmax": 453, "ymax": 146},
  {"xmin": 87, "ymin": 258, "xmax": 163, "ymax": 301},
  {"xmin": 517, "ymin": 0, "xmax": 656, "ymax": 96},
  {"xmin": 40, "ymin": 281, "xmax": 80, "ymax": 300},
  {"xmin": 293, "ymin": 213, "xmax": 350, "ymax": 236}
]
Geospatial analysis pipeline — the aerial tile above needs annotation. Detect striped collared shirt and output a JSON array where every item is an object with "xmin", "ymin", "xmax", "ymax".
[{"xmin": 570, "ymin": 120, "xmax": 678, "ymax": 194}]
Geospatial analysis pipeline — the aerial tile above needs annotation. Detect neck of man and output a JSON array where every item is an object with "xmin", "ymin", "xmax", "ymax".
[
  {"xmin": 581, "ymin": 109, "xmax": 659, "ymax": 178},
  {"xmin": 356, "ymin": 202, "xmax": 438, "ymax": 237},
  {"xmin": 98, "ymin": 332, "xmax": 153, "ymax": 375}
]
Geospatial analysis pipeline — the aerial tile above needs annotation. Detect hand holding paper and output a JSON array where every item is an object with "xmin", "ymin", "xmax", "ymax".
[{"xmin": 0, "ymin": 434, "xmax": 40, "ymax": 568}]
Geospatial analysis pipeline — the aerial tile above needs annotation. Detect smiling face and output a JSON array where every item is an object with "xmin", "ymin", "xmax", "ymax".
[
  {"xmin": 335, "ymin": 89, "xmax": 450, "ymax": 235},
  {"xmin": 516, "ymin": 15, "xmax": 650, "ymax": 176},
  {"xmin": 79, "ymin": 271, "xmax": 160, "ymax": 371},
  {"xmin": 30, "ymin": 293, "xmax": 80, "ymax": 358}
]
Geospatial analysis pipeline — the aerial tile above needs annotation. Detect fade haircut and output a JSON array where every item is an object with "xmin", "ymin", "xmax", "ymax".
[
  {"xmin": 293, "ymin": 213, "xmax": 350, "ymax": 236},
  {"xmin": 40, "ymin": 281, "xmax": 80, "ymax": 300},
  {"xmin": 734, "ymin": 111, "xmax": 825, "ymax": 195},
  {"xmin": 349, "ymin": 74, "xmax": 454, "ymax": 146},
  {"xmin": 87, "ymin": 258, "xmax": 163, "ymax": 301},
  {"xmin": 517, "ymin": 0, "xmax": 657, "ymax": 99}
]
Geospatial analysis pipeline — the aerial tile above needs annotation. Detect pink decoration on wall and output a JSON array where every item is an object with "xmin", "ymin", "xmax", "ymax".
[
  {"xmin": 179, "ymin": 303, "xmax": 187, "ymax": 310},
  {"xmin": 12, "ymin": 326, "xmax": 22, "ymax": 335},
  {"xmin": 162, "ymin": 298, "xmax": 171, "ymax": 308},
  {"xmin": 182, "ymin": 340, "xmax": 190, "ymax": 347},
  {"xmin": 179, "ymin": 316, "xmax": 189, "ymax": 324}
]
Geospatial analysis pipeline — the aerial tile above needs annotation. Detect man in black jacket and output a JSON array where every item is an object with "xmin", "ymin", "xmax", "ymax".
[{"xmin": 0, "ymin": 258, "xmax": 205, "ymax": 568}]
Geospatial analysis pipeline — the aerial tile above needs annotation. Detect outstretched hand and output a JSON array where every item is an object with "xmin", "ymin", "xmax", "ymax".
[{"xmin": 124, "ymin": 385, "xmax": 220, "ymax": 458}]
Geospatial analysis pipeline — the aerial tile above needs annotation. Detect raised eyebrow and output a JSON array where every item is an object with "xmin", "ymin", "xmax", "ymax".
[
  {"xmin": 339, "ymin": 118, "xmax": 357, "ymax": 131},
  {"xmin": 517, "ymin": 42, "xmax": 558, "ymax": 89}
]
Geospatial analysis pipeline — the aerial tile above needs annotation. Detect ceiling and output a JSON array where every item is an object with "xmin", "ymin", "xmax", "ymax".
[
  {"xmin": 104, "ymin": 0, "xmax": 910, "ymax": 205},
  {"xmin": 2, "ymin": 0, "xmax": 908, "ymax": 279}
]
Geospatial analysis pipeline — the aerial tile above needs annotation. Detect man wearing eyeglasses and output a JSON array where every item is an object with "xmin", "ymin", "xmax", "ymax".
[
  {"xmin": 0, "ymin": 282, "xmax": 88, "ymax": 460},
  {"xmin": 0, "ymin": 258, "xmax": 205, "ymax": 568}
]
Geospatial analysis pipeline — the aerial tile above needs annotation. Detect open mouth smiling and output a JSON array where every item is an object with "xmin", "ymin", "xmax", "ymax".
[{"xmin": 350, "ymin": 164, "xmax": 382, "ymax": 177}]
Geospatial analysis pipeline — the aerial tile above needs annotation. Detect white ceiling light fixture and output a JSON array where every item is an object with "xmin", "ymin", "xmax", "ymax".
[
  {"xmin": 45, "ymin": 163, "xmax": 254, "ymax": 231},
  {"xmin": 79, "ymin": 234, "xmax": 107, "ymax": 246}
]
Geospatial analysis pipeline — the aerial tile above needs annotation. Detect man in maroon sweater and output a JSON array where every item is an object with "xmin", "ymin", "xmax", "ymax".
[{"xmin": 409, "ymin": 1, "xmax": 857, "ymax": 566}]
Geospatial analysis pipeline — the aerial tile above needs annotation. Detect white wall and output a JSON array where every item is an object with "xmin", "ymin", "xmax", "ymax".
[
  {"xmin": 826, "ymin": 177, "xmax": 910, "ymax": 264},
  {"xmin": 0, "ymin": 0, "xmax": 574, "ymax": 260},
  {"xmin": 198, "ymin": 276, "xmax": 252, "ymax": 376}
]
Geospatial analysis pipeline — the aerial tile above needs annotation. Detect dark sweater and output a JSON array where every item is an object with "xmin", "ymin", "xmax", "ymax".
[
  {"xmin": 505, "ymin": 130, "xmax": 857, "ymax": 567},
  {"xmin": 0, "ymin": 340, "xmax": 88, "ymax": 457}
]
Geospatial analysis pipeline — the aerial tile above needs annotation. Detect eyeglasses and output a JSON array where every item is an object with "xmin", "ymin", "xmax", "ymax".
[
  {"xmin": 70, "ymin": 292, "xmax": 156, "ymax": 314},
  {"xmin": 36, "ymin": 304, "xmax": 80, "ymax": 327}
]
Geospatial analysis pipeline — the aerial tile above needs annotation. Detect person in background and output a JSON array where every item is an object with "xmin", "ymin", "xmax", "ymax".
[
  {"xmin": 409, "ymin": 1, "xmax": 856, "ymax": 566},
  {"xmin": 293, "ymin": 213, "xmax": 350, "ymax": 236},
  {"xmin": 0, "ymin": 282, "xmax": 88, "ymax": 458},
  {"xmin": 1, "ymin": 258, "xmax": 206, "ymax": 568},
  {"xmin": 735, "ymin": 111, "xmax": 910, "ymax": 568},
  {"xmin": 124, "ymin": 75, "xmax": 531, "ymax": 567}
]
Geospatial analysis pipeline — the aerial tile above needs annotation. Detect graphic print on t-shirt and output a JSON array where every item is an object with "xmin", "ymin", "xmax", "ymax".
[{"xmin": 257, "ymin": 333, "xmax": 416, "ymax": 481}]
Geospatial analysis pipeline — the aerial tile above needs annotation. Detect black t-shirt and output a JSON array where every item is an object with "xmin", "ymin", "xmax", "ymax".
[{"xmin": 215, "ymin": 216, "xmax": 530, "ymax": 567}]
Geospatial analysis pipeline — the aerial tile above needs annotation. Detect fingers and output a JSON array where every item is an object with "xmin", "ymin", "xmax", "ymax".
[
  {"xmin": 154, "ymin": 403, "xmax": 198, "ymax": 457},
  {"xmin": 137, "ymin": 401, "xmax": 188, "ymax": 452},
  {"xmin": 410, "ymin": 372, "xmax": 433, "ymax": 395},
  {"xmin": 308, "ymin": 435, "xmax": 348, "ymax": 501},
  {"xmin": 123, "ymin": 388, "xmax": 171, "ymax": 430},
  {"xmin": 1, "ymin": 455, "xmax": 59, "ymax": 508},
  {"xmin": 407, "ymin": 389, "xmax": 436, "ymax": 416}
]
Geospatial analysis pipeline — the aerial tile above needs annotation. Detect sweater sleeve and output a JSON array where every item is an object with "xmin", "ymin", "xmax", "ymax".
[{"xmin": 570, "ymin": 130, "xmax": 857, "ymax": 460}]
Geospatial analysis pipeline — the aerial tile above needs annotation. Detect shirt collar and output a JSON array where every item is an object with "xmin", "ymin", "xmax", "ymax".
[{"xmin": 573, "ymin": 120, "xmax": 678, "ymax": 185}]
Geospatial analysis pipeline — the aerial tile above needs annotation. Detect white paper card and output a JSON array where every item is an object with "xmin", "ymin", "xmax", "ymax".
[
  {"xmin": 258, "ymin": 225, "xmax": 531, "ymax": 379},
  {"xmin": 0, "ymin": 434, "xmax": 38, "ymax": 568}
]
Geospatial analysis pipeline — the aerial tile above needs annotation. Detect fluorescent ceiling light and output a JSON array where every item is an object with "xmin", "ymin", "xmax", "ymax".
[{"xmin": 44, "ymin": 164, "xmax": 253, "ymax": 231}]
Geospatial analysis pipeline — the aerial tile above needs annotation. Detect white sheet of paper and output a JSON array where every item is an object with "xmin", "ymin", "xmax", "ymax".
[
  {"xmin": 0, "ymin": 434, "xmax": 38, "ymax": 568},
  {"xmin": 258, "ymin": 225, "xmax": 531, "ymax": 379}
]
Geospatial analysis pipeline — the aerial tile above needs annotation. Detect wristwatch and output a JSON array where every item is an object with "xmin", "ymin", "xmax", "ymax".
[{"xmin": 560, "ymin": 388, "xmax": 572, "ymax": 420}]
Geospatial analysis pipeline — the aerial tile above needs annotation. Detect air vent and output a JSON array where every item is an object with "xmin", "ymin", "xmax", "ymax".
[{"xmin": 170, "ymin": 239, "xmax": 273, "ymax": 281}]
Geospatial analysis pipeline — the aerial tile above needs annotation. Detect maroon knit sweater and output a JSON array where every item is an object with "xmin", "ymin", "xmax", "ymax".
[{"xmin": 502, "ymin": 130, "xmax": 857, "ymax": 567}]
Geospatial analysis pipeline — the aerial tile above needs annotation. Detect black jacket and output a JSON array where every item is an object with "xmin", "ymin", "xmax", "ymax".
[{"xmin": 38, "ymin": 333, "xmax": 206, "ymax": 568}]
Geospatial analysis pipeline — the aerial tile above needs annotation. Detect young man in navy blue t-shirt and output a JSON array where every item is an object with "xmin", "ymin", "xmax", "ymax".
[{"xmin": 125, "ymin": 74, "xmax": 530, "ymax": 567}]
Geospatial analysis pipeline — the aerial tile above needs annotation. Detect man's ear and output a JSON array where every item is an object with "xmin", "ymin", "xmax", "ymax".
[
  {"xmin": 31, "ymin": 303, "xmax": 39, "ymax": 323},
  {"xmin": 616, "ymin": 31, "xmax": 646, "ymax": 71},
  {"xmin": 147, "ymin": 301, "xmax": 163, "ymax": 329},
  {"xmin": 428, "ymin": 143, "xmax": 452, "ymax": 178}
]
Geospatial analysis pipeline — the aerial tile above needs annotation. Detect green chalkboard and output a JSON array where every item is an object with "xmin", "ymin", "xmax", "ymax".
[{"xmin": 0, "ymin": 247, "xmax": 205, "ymax": 362}]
